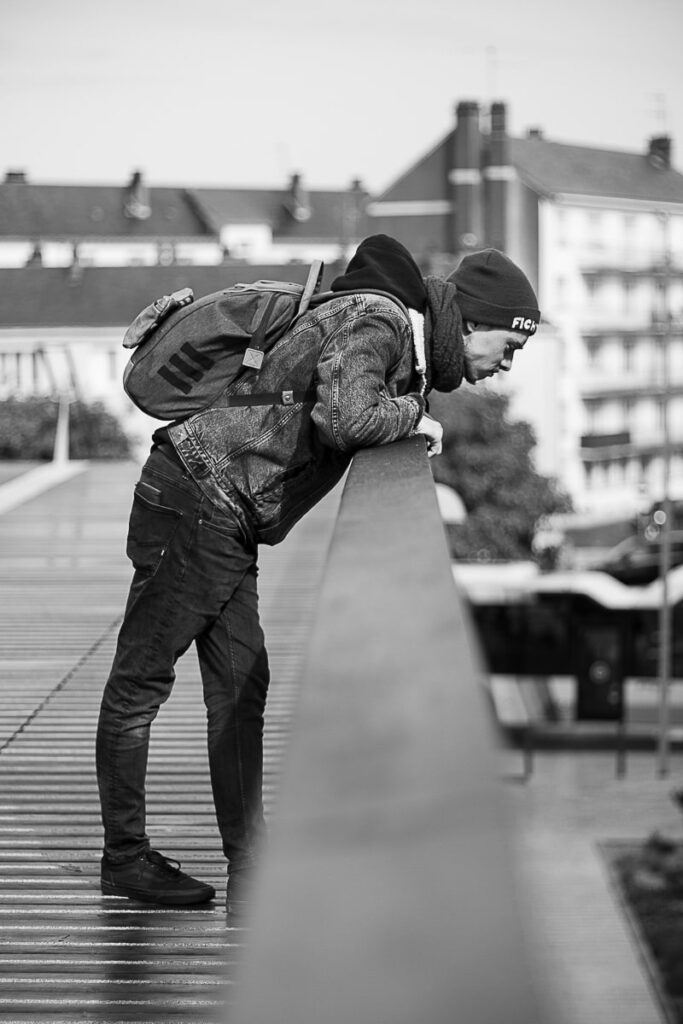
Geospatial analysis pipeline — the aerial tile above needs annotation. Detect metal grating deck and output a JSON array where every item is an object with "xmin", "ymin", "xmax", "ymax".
[{"xmin": 0, "ymin": 461, "xmax": 337, "ymax": 1023}]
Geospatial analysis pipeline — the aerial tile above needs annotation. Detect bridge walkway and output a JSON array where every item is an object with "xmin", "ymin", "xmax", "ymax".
[{"xmin": 0, "ymin": 460, "xmax": 338, "ymax": 1023}]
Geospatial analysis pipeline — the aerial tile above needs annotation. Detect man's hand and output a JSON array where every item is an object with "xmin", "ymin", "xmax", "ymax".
[{"xmin": 413, "ymin": 414, "xmax": 443, "ymax": 458}]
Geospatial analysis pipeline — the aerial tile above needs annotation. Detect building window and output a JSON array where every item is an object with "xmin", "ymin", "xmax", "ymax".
[
  {"xmin": 658, "ymin": 398, "xmax": 668, "ymax": 432},
  {"xmin": 623, "ymin": 339, "xmax": 635, "ymax": 372},
  {"xmin": 609, "ymin": 461, "xmax": 622, "ymax": 486},
  {"xmin": 584, "ymin": 399, "xmax": 603, "ymax": 433},
  {"xmin": 587, "ymin": 211, "xmax": 604, "ymax": 250},
  {"xmin": 622, "ymin": 398, "xmax": 634, "ymax": 428},
  {"xmin": 586, "ymin": 340, "xmax": 602, "ymax": 368}
]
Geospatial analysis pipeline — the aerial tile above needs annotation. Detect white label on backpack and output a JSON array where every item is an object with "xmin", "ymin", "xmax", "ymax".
[{"xmin": 242, "ymin": 348, "xmax": 264, "ymax": 370}]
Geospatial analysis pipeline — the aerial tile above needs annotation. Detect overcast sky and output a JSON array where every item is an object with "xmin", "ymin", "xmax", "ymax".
[{"xmin": 2, "ymin": 0, "xmax": 682, "ymax": 194}]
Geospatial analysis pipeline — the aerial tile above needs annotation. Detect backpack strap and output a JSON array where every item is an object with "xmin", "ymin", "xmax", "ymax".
[
  {"xmin": 222, "ymin": 389, "xmax": 316, "ymax": 407},
  {"xmin": 241, "ymin": 261, "xmax": 324, "ymax": 372},
  {"xmin": 241, "ymin": 292, "xmax": 281, "ymax": 371},
  {"xmin": 297, "ymin": 260, "xmax": 325, "ymax": 316}
]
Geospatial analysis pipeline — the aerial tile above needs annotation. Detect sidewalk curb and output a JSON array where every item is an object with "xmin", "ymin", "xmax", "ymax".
[{"xmin": 0, "ymin": 460, "xmax": 89, "ymax": 515}]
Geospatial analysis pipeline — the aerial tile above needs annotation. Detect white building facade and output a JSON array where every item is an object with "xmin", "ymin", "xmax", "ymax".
[{"xmin": 531, "ymin": 196, "xmax": 683, "ymax": 514}]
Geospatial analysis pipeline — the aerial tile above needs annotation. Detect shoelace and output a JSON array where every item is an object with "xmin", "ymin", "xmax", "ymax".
[{"xmin": 146, "ymin": 849, "xmax": 181, "ymax": 874}]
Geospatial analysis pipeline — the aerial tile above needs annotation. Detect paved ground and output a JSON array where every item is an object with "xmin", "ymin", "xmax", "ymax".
[
  {"xmin": 0, "ymin": 462, "xmax": 41, "ymax": 486},
  {"xmin": 0, "ymin": 459, "xmax": 679, "ymax": 1023},
  {"xmin": 504, "ymin": 747, "xmax": 682, "ymax": 1023}
]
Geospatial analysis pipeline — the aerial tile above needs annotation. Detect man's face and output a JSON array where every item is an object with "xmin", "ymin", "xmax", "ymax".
[{"xmin": 463, "ymin": 325, "xmax": 528, "ymax": 383}]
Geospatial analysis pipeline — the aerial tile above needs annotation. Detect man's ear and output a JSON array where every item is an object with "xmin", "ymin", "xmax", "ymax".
[{"xmin": 464, "ymin": 320, "xmax": 479, "ymax": 334}]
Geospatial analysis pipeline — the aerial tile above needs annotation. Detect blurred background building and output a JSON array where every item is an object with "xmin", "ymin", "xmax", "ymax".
[
  {"xmin": 368, "ymin": 100, "xmax": 683, "ymax": 520},
  {"xmin": 0, "ymin": 171, "xmax": 368, "ymax": 450},
  {"xmin": 1, "ymin": 98, "xmax": 682, "ymax": 519}
]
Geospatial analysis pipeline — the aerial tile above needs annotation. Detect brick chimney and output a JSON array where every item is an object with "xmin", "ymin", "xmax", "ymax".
[
  {"xmin": 123, "ymin": 170, "xmax": 151, "ymax": 220},
  {"xmin": 284, "ymin": 172, "xmax": 312, "ymax": 222},
  {"xmin": 449, "ymin": 101, "xmax": 483, "ymax": 256},
  {"xmin": 648, "ymin": 136, "xmax": 672, "ymax": 169},
  {"xmin": 484, "ymin": 101, "xmax": 511, "ymax": 252}
]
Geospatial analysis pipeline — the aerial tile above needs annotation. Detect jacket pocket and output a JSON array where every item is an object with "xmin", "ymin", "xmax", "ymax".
[{"xmin": 126, "ymin": 481, "xmax": 183, "ymax": 577}]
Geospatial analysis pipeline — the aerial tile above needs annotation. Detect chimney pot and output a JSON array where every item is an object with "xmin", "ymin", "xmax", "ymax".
[
  {"xmin": 490, "ymin": 102, "xmax": 507, "ymax": 133},
  {"xmin": 648, "ymin": 135, "xmax": 672, "ymax": 169},
  {"xmin": 285, "ymin": 172, "xmax": 312, "ymax": 222},
  {"xmin": 123, "ymin": 169, "xmax": 151, "ymax": 220}
]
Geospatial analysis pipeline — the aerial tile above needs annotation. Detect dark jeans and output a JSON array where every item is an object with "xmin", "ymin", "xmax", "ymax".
[{"xmin": 96, "ymin": 448, "xmax": 269, "ymax": 870}]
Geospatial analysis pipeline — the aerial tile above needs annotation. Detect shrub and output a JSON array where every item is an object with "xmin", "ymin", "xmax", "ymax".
[
  {"xmin": 0, "ymin": 396, "xmax": 132, "ymax": 460},
  {"xmin": 429, "ymin": 388, "xmax": 571, "ymax": 561}
]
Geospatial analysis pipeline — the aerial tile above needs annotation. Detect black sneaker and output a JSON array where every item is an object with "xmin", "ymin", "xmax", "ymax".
[
  {"xmin": 101, "ymin": 849, "xmax": 215, "ymax": 905},
  {"xmin": 226, "ymin": 866, "xmax": 254, "ymax": 917}
]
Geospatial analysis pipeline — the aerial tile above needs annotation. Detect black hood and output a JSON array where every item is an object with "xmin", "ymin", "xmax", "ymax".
[{"xmin": 331, "ymin": 234, "xmax": 427, "ymax": 312}]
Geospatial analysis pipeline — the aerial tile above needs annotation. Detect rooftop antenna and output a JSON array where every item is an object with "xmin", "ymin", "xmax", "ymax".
[
  {"xmin": 486, "ymin": 46, "xmax": 498, "ymax": 102},
  {"xmin": 649, "ymin": 92, "xmax": 669, "ymax": 134}
]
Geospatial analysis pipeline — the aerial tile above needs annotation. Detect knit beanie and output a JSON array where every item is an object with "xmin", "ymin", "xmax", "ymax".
[{"xmin": 448, "ymin": 249, "xmax": 540, "ymax": 336}]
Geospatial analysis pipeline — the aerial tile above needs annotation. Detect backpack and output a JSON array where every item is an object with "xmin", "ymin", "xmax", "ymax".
[{"xmin": 122, "ymin": 261, "xmax": 325, "ymax": 420}]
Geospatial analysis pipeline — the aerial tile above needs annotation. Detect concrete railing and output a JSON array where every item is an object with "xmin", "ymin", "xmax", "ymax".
[{"xmin": 226, "ymin": 436, "xmax": 549, "ymax": 1024}]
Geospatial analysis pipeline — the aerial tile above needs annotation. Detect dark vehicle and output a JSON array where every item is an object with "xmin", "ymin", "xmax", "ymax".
[{"xmin": 596, "ymin": 530, "xmax": 683, "ymax": 585}]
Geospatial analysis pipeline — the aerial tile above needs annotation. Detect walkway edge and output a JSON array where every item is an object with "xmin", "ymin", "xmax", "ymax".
[{"xmin": 0, "ymin": 461, "xmax": 89, "ymax": 514}]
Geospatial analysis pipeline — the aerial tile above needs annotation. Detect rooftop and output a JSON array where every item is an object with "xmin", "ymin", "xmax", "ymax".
[
  {"xmin": 190, "ymin": 182, "xmax": 368, "ymax": 242},
  {"xmin": 0, "ymin": 263, "xmax": 320, "ymax": 328},
  {"xmin": 510, "ymin": 135, "xmax": 683, "ymax": 203},
  {"xmin": 375, "ymin": 129, "xmax": 683, "ymax": 207},
  {"xmin": 0, "ymin": 178, "xmax": 214, "ymax": 241},
  {"xmin": 0, "ymin": 172, "xmax": 368, "ymax": 245}
]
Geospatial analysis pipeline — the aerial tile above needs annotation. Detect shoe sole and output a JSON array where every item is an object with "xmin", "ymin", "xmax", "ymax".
[{"xmin": 101, "ymin": 878, "xmax": 215, "ymax": 906}]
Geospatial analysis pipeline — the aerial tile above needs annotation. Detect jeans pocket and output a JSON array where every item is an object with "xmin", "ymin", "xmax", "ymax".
[
  {"xmin": 126, "ymin": 480, "xmax": 183, "ymax": 577},
  {"xmin": 199, "ymin": 505, "xmax": 243, "ymax": 541}
]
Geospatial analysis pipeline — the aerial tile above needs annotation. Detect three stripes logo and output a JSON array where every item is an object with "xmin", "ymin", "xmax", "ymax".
[{"xmin": 157, "ymin": 342, "xmax": 214, "ymax": 395}]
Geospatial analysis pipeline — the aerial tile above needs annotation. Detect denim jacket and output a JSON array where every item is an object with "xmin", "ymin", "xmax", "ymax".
[{"xmin": 168, "ymin": 292, "xmax": 424, "ymax": 545}]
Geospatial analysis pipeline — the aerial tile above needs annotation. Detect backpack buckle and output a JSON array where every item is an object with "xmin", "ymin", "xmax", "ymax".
[{"xmin": 242, "ymin": 348, "xmax": 264, "ymax": 370}]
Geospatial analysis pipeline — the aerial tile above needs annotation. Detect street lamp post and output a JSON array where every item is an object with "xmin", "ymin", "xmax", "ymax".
[{"xmin": 656, "ymin": 210, "xmax": 673, "ymax": 777}]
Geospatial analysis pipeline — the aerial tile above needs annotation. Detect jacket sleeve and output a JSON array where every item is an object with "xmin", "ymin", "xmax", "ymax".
[{"xmin": 310, "ymin": 305, "xmax": 425, "ymax": 452}]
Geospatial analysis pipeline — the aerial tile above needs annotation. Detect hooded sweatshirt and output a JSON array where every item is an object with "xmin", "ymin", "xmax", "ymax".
[{"xmin": 331, "ymin": 234, "xmax": 465, "ymax": 394}]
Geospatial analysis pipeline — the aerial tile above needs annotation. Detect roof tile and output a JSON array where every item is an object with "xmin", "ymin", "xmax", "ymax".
[
  {"xmin": 0, "ymin": 183, "xmax": 216, "ymax": 240},
  {"xmin": 510, "ymin": 137, "xmax": 683, "ymax": 202}
]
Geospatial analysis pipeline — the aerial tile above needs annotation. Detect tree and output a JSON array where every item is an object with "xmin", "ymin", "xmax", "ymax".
[
  {"xmin": 0, "ymin": 396, "xmax": 132, "ymax": 460},
  {"xmin": 429, "ymin": 388, "xmax": 571, "ymax": 561}
]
